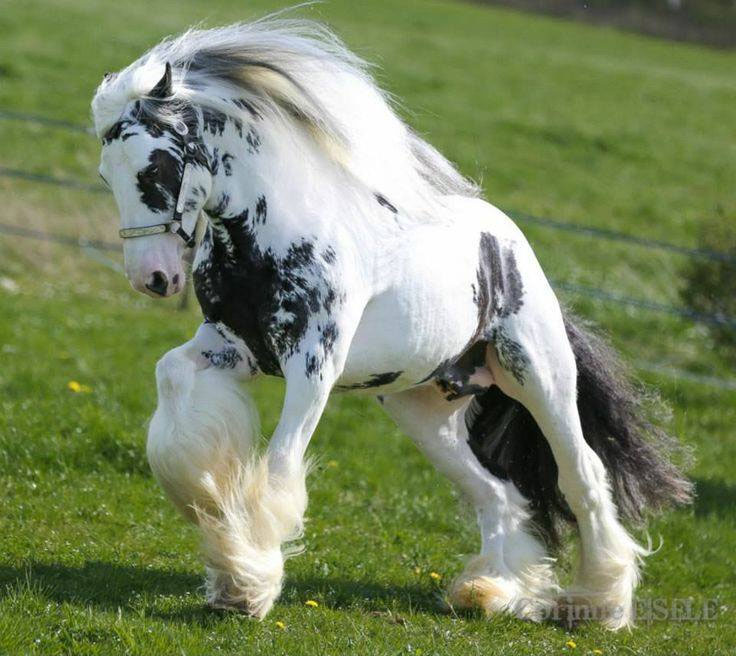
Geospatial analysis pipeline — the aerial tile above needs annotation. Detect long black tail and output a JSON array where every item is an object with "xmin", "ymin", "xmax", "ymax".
[{"xmin": 466, "ymin": 311, "xmax": 693, "ymax": 546}]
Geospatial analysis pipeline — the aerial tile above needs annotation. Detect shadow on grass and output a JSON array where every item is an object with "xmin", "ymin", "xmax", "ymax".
[
  {"xmin": 283, "ymin": 575, "xmax": 445, "ymax": 613},
  {"xmin": 692, "ymin": 477, "xmax": 736, "ymax": 519},
  {"xmin": 0, "ymin": 561, "xmax": 199, "ymax": 608},
  {"xmin": 153, "ymin": 575, "xmax": 446, "ymax": 623},
  {"xmin": 0, "ymin": 561, "xmax": 446, "ymax": 623}
]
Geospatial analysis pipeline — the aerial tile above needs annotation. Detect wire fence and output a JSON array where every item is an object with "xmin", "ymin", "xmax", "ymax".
[
  {"xmin": 4, "ymin": 107, "xmax": 735, "ymax": 266},
  {"xmin": 510, "ymin": 211, "xmax": 736, "ymax": 265},
  {"xmin": 0, "ymin": 221, "xmax": 120, "ymax": 252},
  {"xmin": 0, "ymin": 108, "xmax": 93, "ymax": 135},
  {"xmin": 2, "ymin": 108, "xmax": 735, "ymax": 389},
  {"xmin": 3, "ymin": 161, "xmax": 735, "ymax": 328},
  {"xmin": 0, "ymin": 166, "xmax": 107, "ymax": 194}
]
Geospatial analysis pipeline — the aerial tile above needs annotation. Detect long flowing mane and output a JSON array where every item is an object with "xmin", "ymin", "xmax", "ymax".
[{"xmin": 91, "ymin": 13, "xmax": 480, "ymax": 222}]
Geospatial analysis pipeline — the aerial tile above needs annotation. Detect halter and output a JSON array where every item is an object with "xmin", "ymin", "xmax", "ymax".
[{"xmin": 118, "ymin": 120, "xmax": 200, "ymax": 248}]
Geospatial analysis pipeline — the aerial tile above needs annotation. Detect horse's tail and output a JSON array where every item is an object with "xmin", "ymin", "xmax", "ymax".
[{"xmin": 466, "ymin": 311, "xmax": 693, "ymax": 545}]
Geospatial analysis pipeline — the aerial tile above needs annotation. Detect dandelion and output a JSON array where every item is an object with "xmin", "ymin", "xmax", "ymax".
[
  {"xmin": 305, "ymin": 599, "xmax": 319, "ymax": 608},
  {"xmin": 275, "ymin": 621, "xmax": 286, "ymax": 630},
  {"xmin": 429, "ymin": 572, "xmax": 441, "ymax": 581},
  {"xmin": 566, "ymin": 639, "xmax": 577, "ymax": 649},
  {"xmin": 67, "ymin": 380, "xmax": 91, "ymax": 393},
  {"xmin": 593, "ymin": 651, "xmax": 603, "ymax": 655}
]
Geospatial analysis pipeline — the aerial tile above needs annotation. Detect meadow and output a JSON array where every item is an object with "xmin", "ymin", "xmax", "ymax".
[{"xmin": 0, "ymin": 0, "xmax": 735, "ymax": 654}]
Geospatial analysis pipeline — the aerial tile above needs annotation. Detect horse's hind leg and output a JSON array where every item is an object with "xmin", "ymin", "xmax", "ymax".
[
  {"xmin": 381, "ymin": 385, "xmax": 558, "ymax": 620},
  {"xmin": 147, "ymin": 322, "xmax": 281, "ymax": 616},
  {"xmin": 486, "ymin": 289, "xmax": 648, "ymax": 629}
]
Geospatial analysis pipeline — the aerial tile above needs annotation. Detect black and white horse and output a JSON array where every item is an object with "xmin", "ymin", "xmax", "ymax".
[{"xmin": 92, "ymin": 16, "xmax": 691, "ymax": 628}]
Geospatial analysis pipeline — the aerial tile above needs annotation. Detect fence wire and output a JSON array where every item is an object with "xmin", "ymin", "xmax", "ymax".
[
  {"xmin": 3, "ymin": 107, "xmax": 734, "ymax": 266},
  {"xmin": 2, "ymin": 108, "xmax": 735, "ymax": 390}
]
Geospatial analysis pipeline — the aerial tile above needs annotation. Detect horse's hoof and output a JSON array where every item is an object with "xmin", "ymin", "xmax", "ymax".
[{"xmin": 207, "ymin": 598, "xmax": 259, "ymax": 617}]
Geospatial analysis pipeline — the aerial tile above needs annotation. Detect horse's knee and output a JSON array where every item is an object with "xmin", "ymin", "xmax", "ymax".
[
  {"xmin": 148, "ymin": 350, "xmax": 260, "ymax": 519},
  {"xmin": 155, "ymin": 347, "xmax": 198, "ymax": 408}
]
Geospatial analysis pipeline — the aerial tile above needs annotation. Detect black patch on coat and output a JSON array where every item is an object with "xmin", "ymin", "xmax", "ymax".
[
  {"xmin": 427, "ymin": 342, "xmax": 491, "ymax": 400},
  {"xmin": 246, "ymin": 126, "xmax": 261, "ymax": 154},
  {"xmin": 322, "ymin": 287, "xmax": 337, "ymax": 313},
  {"xmin": 322, "ymin": 246, "xmax": 336, "ymax": 265},
  {"xmin": 104, "ymin": 102, "xmax": 211, "ymax": 214},
  {"xmin": 471, "ymin": 232, "xmax": 527, "ymax": 384},
  {"xmin": 221, "ymin": 153, "xmax": 234, "ymax": 176},
  {"xmin": 474, "ymin": 233, "xmax": 524, "ymax": 324},
  {"xmin": 305, "ymin": 353, "xmax": 319, "ymax": 377},
  {"xmin": 320, "ymin": 321, "xmax": 338, "ymax": 354},
  {"xmin": 202, "ymin": 108, "xmax": 227, "ymax": 136},
  {"xmin": 375, "ymin": 193, "xmax": 397, "ymax": 214},
  {"xmin": 423, "ymin": 233, "xmax": 528, "ymax": 395},
  {"xmin": 102, "ymin": 119, "xmax": 134, "ymax": 144},
  {"xmin": 212, "ymin": 193, "xmax": 230, "ymax": 216},
  {"xmin": 201, "ymin": 347, "xmax": 242, "ymax": 369},
  {"xmin": 209, "ymin": 147, "xmax": 220, "ymax": 175},
  {"xmin": 193, "ymin": 199, "xmax": 341, "ymax": 377},
  {"xmin": 338, "ymin": 371, "xmax": 403, "ymax": 390},
  {"xmin": 254, "ymin": 195, "xmax": 267, "ymax": 224},
  {"xmin": 136, "ymin": 149, "xmax": 182, "ymax": 212},
  {"xmin": 490, "ymin": 326, "xmax": 529, "ymax": 385}
]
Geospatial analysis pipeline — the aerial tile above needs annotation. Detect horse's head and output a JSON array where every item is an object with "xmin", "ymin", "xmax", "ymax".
[{"xmin": 96, "ymin": 63, "xmax": 212, "ymax": 298}]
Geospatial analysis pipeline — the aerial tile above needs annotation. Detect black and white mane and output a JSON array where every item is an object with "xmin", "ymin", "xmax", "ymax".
[{"xmin": 93, "ymin": 17, "xmax": 479, "ymax": 224}]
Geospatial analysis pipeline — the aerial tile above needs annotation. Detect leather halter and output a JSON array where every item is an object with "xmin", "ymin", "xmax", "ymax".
[{"xmin": 118, "ymin": 121, "xmax": 200, "ymax": 248}]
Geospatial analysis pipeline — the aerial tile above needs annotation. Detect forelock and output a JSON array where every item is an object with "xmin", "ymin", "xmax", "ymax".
[{"xmin": 92, "ymin": 57, "xmax": 178, "ymax": 137}]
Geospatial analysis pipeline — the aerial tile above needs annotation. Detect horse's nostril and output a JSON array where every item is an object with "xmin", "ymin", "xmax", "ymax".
[
  {"xmin": 172, "ymin": 274, "xmax": 180, "ymax": 287},
  {"xmin": 146, "ymin": 270, "xmax": 169, "ymax": 297}
]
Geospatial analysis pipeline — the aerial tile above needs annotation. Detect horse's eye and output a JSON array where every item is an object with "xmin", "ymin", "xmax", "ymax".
[{"xmin": 149, "ymin": 166, "xmax": 159, "ymax": 175}]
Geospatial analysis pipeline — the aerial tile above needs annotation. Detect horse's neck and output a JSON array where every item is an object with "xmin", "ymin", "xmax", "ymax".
[{"xmin": 205, "ymin": 113, "xmax": 397, "ymax": 251}]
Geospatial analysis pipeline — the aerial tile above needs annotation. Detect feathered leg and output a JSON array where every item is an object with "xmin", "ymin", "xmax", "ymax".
[
  {"xmin": 382, "ymin": 385, "xmax": 559, "ymax": 620},
  {"xmin": 147, "ymin": 322, "xmax": 297, "ymax": 617}
]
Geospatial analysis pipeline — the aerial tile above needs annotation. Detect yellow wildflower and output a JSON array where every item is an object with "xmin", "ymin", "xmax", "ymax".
[
  {"xmin": 67, "ymin": 380, "xmax": 91, "ymax": 393},
  {"xmin": 566, "ymin": 640, "xmax": 577, "ymax": 649},
  {"xmin": 305, "ymin": 599, "xmax": 319, "ymax": 608},
  {"xmin": 275, "ymin": 621, "xmax": 286, "ymax": 630},
  {"xmin": 414, "ymin": 566, "xmax": 422, "ymax": 575},
  {"xmin": 429, "ymin": 572, "xmax": 441, "ymax": 581},
  {"xmin": 593, "ymin": 651, "xmax": 603, "ymax": 655}
]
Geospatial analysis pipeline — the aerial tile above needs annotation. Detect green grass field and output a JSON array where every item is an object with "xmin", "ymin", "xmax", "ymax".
[{"xmin": 1, "ymin": 0, "xmax": 735, "ymax": 654}]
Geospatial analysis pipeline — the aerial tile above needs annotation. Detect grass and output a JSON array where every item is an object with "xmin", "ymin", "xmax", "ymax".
[{"xmin": 1, "ymin": 0, "xmax": 735, "ymax": 654}]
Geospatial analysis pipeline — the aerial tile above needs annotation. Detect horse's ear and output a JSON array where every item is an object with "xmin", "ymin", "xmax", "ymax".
[{"xmin": 150, "ymin": 62, "xmax": 172, "ymax": 99}]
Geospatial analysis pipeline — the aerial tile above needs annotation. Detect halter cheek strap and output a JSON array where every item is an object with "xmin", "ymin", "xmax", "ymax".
[
  {"xmin": 118, "ymin": 124, "xmax": 200, "ymax": 248},
  {"xmin": 169, "ymin": 147, "xmax": 199, "ymax": 247}
]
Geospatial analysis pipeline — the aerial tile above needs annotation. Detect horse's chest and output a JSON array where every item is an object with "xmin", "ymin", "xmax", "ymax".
[{"xmin": 193, "ymin": 222, "xmax": 340, "ymax": 375}]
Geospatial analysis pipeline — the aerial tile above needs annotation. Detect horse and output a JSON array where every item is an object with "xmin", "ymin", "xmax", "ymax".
[{"xmin": 91, "ymin": 15, "xmax": 691, "ymax": 628}]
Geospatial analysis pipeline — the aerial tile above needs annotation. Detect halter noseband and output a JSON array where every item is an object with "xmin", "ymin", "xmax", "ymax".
[{"xmin": 118, "ymin": 121, "xmax": 200, "ymax": 248}]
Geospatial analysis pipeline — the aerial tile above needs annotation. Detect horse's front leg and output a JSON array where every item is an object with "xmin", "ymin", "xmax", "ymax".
[
  {"xmin": 148, "ymin": 321, "xmax": 260, "ymax": 518},
  {"xmin": 146, "ymin": 321, "xmax": 266, "ymax": 612},
  {"xmin": 206, "ymin": 309, "xmax": 363, "ymax": 618}
]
